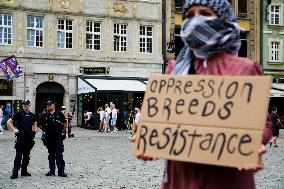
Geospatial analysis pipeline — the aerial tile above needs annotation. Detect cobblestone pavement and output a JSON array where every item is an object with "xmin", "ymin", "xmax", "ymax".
[{"xmin": 0, "ymin": 127, "xmax": 283, "ymax": 189}]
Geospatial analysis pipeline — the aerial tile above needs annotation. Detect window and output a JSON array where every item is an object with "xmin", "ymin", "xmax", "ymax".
[
  {"xmin": 86, "ymin": 21, "xmax": 101, "ymax": 51},
  {"xmin": 0, "ymin": 13, "xmax": 12, "ymax": 45},
  {"xmin": 270, "ymin": 5, "xmax": 281, "ymax": 25},
  {"xmin": 57, "ymin": 19, "xmax": 73, "ymax": 48},
  {"xmin": 139, "ymin": 25, "xmax": 153, "ymax": 53},
  {"xmin": 27, "ymin": 16, "xmax": 43, "ymax": 47},
  {"xmin": 113, "ymin": 24, "xmax": 127, "ymax": 52},
  {"xmin": 270, "ymin": 41, "xmax": 280, "ymax": 62}
]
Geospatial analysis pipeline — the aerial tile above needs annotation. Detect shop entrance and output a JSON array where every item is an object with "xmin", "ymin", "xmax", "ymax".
[{"xmin": 35, "ymin": 82, "xmax": 65, "ymax": 116}]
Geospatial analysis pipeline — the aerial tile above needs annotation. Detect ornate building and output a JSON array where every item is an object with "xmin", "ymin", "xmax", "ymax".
[{"xmin": 0, "ymin": 0, "xmax": 164, "ymax": 126}]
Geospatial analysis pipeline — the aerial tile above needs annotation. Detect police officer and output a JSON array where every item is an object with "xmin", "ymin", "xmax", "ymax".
[
  {"xmin": 7, "ymin": 99, "xmax": 37, "ymax": 179},
  {"xmin": 38, "ymin": 100, "xmax": 68, "ymax": 177}
]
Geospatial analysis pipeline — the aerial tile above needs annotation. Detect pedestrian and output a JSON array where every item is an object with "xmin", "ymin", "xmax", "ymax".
[
  {"xmin": 0, "ymin": 105, "xmax": 3, "ymax": 134},
  {"xmin": 83, "ymin": 110, "xmax": 92, "ymax": 127},
  {"xmin": 104, "ymin": 103, "xmax": 111, "ymax": 132},
  {"xmin": 37, "ymin": 100, "xmax": 68, "ymax": 177},
  {"xmin": 97, "ymin": 106, "xmax": 105, "ymax": 132},
  {"xmin": 110, "ymin": 104, "xmax": 118, "ymax": 133},
  {"xmin": 133, "ymin": 107, "xmax": 141, "ymax": 135},
  {"xmin": 133, "ymin": 1, "xmax": 272, "ymax": 189},
  {"xmin": 4, "ymin": 102, "xmax": 11, "ymax": 130},
  {"xmin": 269, "ymin": 106, "xmax": 281, "ymax": 147},
  {"xmin": 61, "ymin": 106, "xmax": 69, "ymax": 133},
  {"xmin": 7, "ymin": 99, "xmax": 37, "ymax": 179}
]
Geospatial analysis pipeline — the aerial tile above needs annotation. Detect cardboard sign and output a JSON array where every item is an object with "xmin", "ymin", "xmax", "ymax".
[{"xmin": 133, "ymin": 74, "xmax": 272, "ymax": 168}]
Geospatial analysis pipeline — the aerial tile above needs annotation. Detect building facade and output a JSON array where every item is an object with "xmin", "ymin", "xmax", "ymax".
[
  {"xmin": 262, "ymin": 0, "xmax": 284, "ymax": 114},
  {"xmin": 0, "ymin": 0, "xmax": 164, "ymax": 126}
]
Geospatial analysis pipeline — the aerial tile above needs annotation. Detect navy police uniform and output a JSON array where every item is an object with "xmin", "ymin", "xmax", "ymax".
[
  {"xmin": 39, "ymin": 110, "xmax": 67, "ymax": 176},
  {"xmin": 11, "ymin": 108, "xmax": 36, "ymax": 177}
]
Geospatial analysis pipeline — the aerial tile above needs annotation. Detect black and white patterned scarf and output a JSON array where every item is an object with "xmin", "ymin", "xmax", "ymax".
[{"xmin": 172, "ymin": 16, "xmax": 241, "ymax": 75}]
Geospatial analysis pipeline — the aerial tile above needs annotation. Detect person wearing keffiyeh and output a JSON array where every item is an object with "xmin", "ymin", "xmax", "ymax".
[{"xmin": 133, "ymin": 0, "xmax": 273, "ymax": 189}]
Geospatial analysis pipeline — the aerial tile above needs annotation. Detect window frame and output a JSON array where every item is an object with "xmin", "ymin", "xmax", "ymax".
[
  {"xmin": 139, "ymin": 25, "xmax": 153, "ymax": 54},
  {"xmin": 113, "ymin": 23, "xmax": 127, "ymax": 52},
  {"xmin": 269, "ymin": 4, "xmax": 283, "ymax": 26},
  {"xmin": 27, "ymin": 15, "xmax": 44, "ymax": 48},
  {"xmin": 86, "ymin": 21, "xmax": 101, "ymax": 51},
  {"xmin": 57, "ymin": 18, "xmax": 73, "ymax": 49},
  {"xmin": 268, "ymin": 38, "xmax": 283, "ymax": 63},
  {"xmin": 0, "ymin": 13, "xmax": 12, "ymax": 45}
]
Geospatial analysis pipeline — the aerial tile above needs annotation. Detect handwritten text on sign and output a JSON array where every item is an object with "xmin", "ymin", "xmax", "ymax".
[{"xmin": 134, "ymin": 75, "xmax": 272, "ymax": 168}]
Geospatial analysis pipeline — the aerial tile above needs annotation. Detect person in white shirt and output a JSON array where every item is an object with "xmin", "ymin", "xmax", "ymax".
[
  {"xmin": 0, "ymin": 105, "xmax": 3, "ymax": 134},
  {"xmin": 97, "ymin": 106, "xmax": 105, "ymax": 132},
  {"xmin": 84, "ymin": 110, "xmax": 92, "ymax": 127},
  {"xmin": 104, "ymin": 104, "xmax": 111, "ymax": 132},
  {"xmin": 110, "ymin": 104, "xmax": 118, "ymax": 132},
  {"xmin": 133, "ymin": 107, "xmax": 141, "ymax": 136}
]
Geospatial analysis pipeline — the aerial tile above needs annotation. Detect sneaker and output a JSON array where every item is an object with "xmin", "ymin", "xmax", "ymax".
[
  {"xmin": 0, "ymin": 131, "xmax": 3, "ymax": 134},
  {"xmin": 45, "ymin": 171, "xmax": 55, "ymax": 176},
  {"xmin": 10, "ymin": 173, "xmax": 18, "ymax": 179},
  {"xmin": 21, "ymin": 171, "xmax": 31, "ymax": 176},
  {"xmin": 58, "ymin": 172, "xmax": 67, "ymax": 177},
  {"xmin": 274, "ymin": 145, "xmax": 278, "ymax": 147}
]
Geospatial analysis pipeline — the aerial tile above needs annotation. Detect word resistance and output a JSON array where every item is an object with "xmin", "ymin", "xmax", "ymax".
[{"xmin": 137, "ymin": 125, "xmax": 254, "ymax": 161}]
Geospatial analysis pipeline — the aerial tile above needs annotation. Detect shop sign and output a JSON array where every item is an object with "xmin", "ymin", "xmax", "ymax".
[
  {"xmin": 83, "ymin": 67, "xmax": 110, "ymax": 74},
  {"xmin": 0, "ymin": 79, "xmax": 13, "ymax": 96},
  {"xmin": 133, "ymin": 74, "xmax": 272, "ymax": 168}
]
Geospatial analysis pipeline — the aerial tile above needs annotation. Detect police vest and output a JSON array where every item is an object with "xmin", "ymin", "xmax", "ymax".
[
  {"xmin": 13, "ymin": 110, "xmax": 35, "ymax": 137},
  {"xmin": 40, "ymin": 111, "xmax": 65, "ymax": 138}
]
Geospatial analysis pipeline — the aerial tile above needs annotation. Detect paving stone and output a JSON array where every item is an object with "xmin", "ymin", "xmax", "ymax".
[{"xmin": 0, "ymin": 128, "xmax": 283, "ymax": 188}]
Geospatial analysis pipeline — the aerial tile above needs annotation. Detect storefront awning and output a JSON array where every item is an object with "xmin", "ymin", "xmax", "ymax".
[
  {"xmin": 271, "ymin": 83, "xmax": 284, "ymax": 97},
  {"xmin": 78, "ymin": 78, "xmax": 96, "ymax": 94},
  {"xmin": 85, "ymin": 78, "xmax": 146, "ymax": 92}
]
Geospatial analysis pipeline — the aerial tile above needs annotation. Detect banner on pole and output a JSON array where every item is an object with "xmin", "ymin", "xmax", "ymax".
[
  {"xmin": 0, "ymin": 60, "xmax": 12, "ymax": 81},
  {"xmin": 3, "ymin": 55, "xmax": 23, "ymax": 78}
]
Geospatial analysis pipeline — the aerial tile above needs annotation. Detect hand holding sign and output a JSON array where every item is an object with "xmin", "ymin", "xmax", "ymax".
[{"xmin": 133, "ymin": 74, "xmax": 272, "ymax": 168}]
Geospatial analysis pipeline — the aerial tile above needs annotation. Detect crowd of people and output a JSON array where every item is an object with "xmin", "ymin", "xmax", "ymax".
[{"xmin": 83, "ymin": 103, "xmax": 141, "ymax": 135}]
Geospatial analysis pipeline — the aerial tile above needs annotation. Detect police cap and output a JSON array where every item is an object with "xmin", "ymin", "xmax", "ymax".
[
  {"xmin": 46, "ymin": 100, "xmax": 56, "ymax": 106},
  {"xmin": 23, "ymin": 99, "xmax": 30, "ymax": 105}
]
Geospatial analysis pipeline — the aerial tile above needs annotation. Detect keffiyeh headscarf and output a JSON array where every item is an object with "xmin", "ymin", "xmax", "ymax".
[{"xmin": 172, "ymin": 0, "xmax": 241, "ymax": 75}]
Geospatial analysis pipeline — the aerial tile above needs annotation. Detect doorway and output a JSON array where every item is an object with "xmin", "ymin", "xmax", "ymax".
[{"xmin": 36, "ymin": 82, "xmax": 65, "ymax": 116}]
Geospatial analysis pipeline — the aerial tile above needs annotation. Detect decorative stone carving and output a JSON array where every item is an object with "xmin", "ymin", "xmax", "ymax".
[
  {"xmin": 61, "ymin": 0, "xmax": 71, "ymax": 9},
  {"xmin": 113, "ymin": 1, "xmax": 129, "ymax": 15},
  {"xmin": 48, "ymin": 0, "xmax": 54, "ymax": 9}
]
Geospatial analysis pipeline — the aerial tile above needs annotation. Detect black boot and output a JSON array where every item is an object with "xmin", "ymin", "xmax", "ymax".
[
  {"xmin": 10, "ymin": 172, "xmax": 18, "ymax": 179},
  {"xmin": 45, "ymin": 171, "xmax": 55, "ymax": 176},
  {"xmin": 21, "ymin": 171, "xmax": 31, "ymax": 176},
  {"xmin": 58, "ymin": 171, "xmax": 67, "ymax": 177}
]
